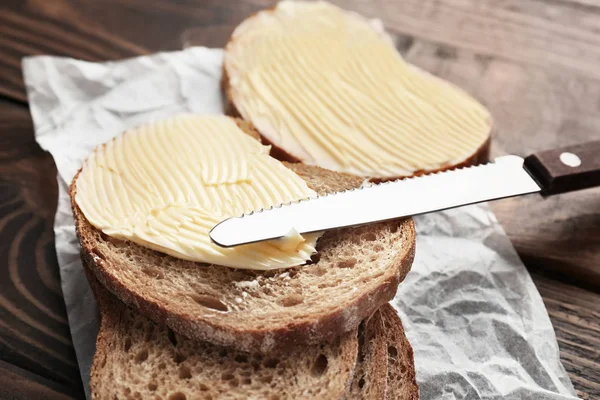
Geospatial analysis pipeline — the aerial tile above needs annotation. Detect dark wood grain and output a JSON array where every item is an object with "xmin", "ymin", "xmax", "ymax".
[
  {"xmin": 0, "ymin": 360, "xmax": 79, "ymax": 400},
  {"xmin": 0, "ymin": 0, "xmax": 599, "ymax": 398},
  {"xmin": 533, "ymin": 273, "xmax": 600, "ymax": 399},
  {"xmin": 0, "ymin": 0, "xmax": 270, "ymax": 102},
  {"xmin": 0, "ymin": 100, "xmax": 84, "ymax": 398}
]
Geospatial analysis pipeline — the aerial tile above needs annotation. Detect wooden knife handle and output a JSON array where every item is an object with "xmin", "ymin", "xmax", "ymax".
[{"xmin": 523, "ymin": 140, "xmax": 600, "ymax": 195}]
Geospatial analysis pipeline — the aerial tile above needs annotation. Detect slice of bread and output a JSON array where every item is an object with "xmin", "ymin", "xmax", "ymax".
[
  {"xmin": 85, "ymin": 265, "xmax": 358, "ymax": 400},
  {"xmin": 345, "ymin": 311, "xmax": 387, "ymax": 399},
  {"xmin": 223, "ymin": 1, "xmax": 492, "ymax": 180},
  {"xmin": 345, "ymin": 305, "xmax": 419, "ymax": 400},
  {"xmin": 379, "ymin": 305, "xmax": 419, "ymax": 399},
  {"xmin": 71, "ymin": 119, "xmax": 416, "ymax": 353},
  {"xmin": 86, "ymin": 261, "xmax": 418, "ymax": 399}
]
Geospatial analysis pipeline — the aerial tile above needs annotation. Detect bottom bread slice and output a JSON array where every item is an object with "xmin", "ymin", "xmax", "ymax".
[
  {"xmin": 85, "ymin": 262, "xmax": 418, "ymax": 399},
  {"xmin": 345, "ymin": 311, "xmax": 387, "ymax": 399},
  {"xmin": 379, "ymin": 306, "xmax": 419, "ymax": 399},
  {"xmin": 348, "ymin": 305, "xmax": 419, "ymax": 399}
]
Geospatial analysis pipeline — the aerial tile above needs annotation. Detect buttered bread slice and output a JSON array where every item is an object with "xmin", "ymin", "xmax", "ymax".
[
  {"xmin": 71, "ymin": 115, "xmax": 415, "ymax": 352},
  {"xmin": 74, "ymin": 115, "xmax": 320, "ymax": 270},
  {"xmin": 224, "ymin": 1, "xmax": 492, "ymax": 179}
]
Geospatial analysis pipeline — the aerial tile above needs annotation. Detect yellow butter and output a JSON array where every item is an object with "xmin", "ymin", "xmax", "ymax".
[
  {"xmin": 225, "ymin": 1, "xmax": 492, "ymax": 179},
  {"xmin": 75, "ymin": 115, "xmax": 321, "ymax": 270}
]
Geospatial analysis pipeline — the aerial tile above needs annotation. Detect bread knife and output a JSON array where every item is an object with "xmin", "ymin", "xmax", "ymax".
[{"xmin": 210, "ymin": 141, "xmax": 600, "ymax": 247}]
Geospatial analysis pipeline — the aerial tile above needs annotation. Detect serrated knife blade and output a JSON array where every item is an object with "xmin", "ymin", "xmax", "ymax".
[{"xmin": 210, "ymin": 141, "xmax": 600, "ymax": 247}]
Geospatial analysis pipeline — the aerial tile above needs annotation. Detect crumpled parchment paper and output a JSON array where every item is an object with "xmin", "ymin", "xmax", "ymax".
[{"xmin": 22, "ymin": 47, "xmax": 577, "ymax": 400}]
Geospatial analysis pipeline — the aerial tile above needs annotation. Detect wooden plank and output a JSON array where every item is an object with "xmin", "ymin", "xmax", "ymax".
[
  {"xmin": 532, "ymin": 273, "xmax": 600, "ymax": 398},
  {"xmin": 332, "ymin": 0, "xmax": 600, "ymax": 80},
  {"xmin": 0, "ymin": 100, "xmax": 84, "ymax": 397},
  {"xmin": 0, "ymin": 0, "xmax": 268, "ymax": 101},
  {"xmin": 0, "ymin": 360, "xmax": 79, "ymax": 400}
]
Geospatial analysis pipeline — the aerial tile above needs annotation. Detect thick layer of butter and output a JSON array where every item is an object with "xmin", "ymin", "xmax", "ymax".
[
  {"xmin": 225, "ymin": 1, "xmax": 492, "ymax": 178},
  {"xmin": 75, "ymin": 115, "xmax": 321, "ymax": 270}
]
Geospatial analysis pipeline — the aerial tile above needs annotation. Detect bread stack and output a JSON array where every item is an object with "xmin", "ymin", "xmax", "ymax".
[
  {"xmin": 73, "ymin": 116, "xmax": 418, "ymax": 399},
  {"xmin": 72, "ymin": 2, "xmax": 492, "ymax": 399}
]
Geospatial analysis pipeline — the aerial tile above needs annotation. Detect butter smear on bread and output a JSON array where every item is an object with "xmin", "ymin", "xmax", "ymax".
[
  {"xmin": 75, "ymin": 115, "xmax": 320, "ymax": 270},
  {"xmin": 225, "ymin": 0, "xmax": 492, "ymax": 178}
]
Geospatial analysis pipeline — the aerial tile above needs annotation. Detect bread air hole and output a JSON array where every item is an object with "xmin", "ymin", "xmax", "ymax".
[
  {"xmin": 167, "ymin": 328, "xmax": 177, "ymax": 347},
  {"xmin": 148, "ymin": 382, "xmax": 158, "ymax": 391},
  {"xmin": 358, "ymin": 377, "xmax": 366, "ymax": 389},
  {"xmin": 174, "ymin": 351, "xmax": 186, "ymax": 364},
  {"xmin": 179, "ymin": 365, "xmax": 192, "ymax": 379},
  {"xmin": 336, "ymin": 258, "xmax": 357, "ymax": 269},
  {"xmin": 277, "ymin": 293, "xmax": 304, "ymax": 307},
  {"xmin": 167, "ymin": 393, "xmax": 186, "ymax": 400},
  {"xmin": 311, "ymin": 354, "xmax": 328, "ymax": 376},
  {"xmin": 190, "ymin": 294, "xmax": 228, "ymax": 312},
  {"xmin": 142, "ymin": 266, "xmax": 165, "ymax": 279},
  {"xmin": 234, "ymin": 354, "xmax": 248, "ymax": 363},
  {"xmin": 123, "ymin": 337, "xmax": 132, "ymax": 352},
  {"xmin": 388, "ymin": 346, "xmax": 398, "ymax": 359},
  {"xmin": 134, "ymin": 348, "xmax": 148, "ymax": 364},
  {"xmin": 263, "ymin": 358, "xmax": 279, "ymax": 368},
  {"xmin": 221, "ymin": 372, "xmax": 235, "ymax": 381}
]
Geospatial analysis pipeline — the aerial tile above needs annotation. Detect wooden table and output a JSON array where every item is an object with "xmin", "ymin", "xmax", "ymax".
[{"xmin": 0, "ymin": 0, "xmax": 598, "ymax": 398}]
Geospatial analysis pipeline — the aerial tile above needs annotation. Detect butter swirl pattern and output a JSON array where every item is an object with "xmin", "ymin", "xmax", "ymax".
[
  {"xmin": 225, "ymin": 1, "xmax": 492, "ymax": 178},
  {"xmin": 75, "ymin": 115, "xmax": 320, "ymax": 270}
]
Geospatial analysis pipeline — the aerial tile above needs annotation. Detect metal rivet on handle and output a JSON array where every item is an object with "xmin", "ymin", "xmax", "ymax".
[{"xmin": 559, "ymin": 152, "xmax": 581, "ymax": 168}]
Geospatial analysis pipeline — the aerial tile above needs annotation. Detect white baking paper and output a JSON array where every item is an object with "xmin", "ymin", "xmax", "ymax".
[{"xmin": 23, "ymin": 47, "xmax": 577, "ymax": 400}]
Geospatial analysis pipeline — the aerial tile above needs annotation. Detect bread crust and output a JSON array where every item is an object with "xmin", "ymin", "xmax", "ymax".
[
  {"xmin": 221, "ymin": 6, "xmax": 493, "ymax": 181},
  {"xmin": 71, "ymin": 119, "xmax": 416, "ymax": 353}
]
